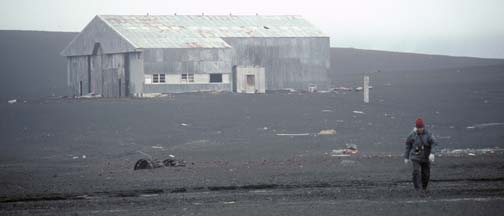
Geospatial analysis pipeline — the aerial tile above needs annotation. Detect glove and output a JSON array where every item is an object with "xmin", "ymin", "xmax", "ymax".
[
  {"xmin": 429, "ymin": 154, "xmax": 435, "ymax": 163},
  {"xmin": 404, "ymin": 159, "xmax": 409, "ymax": 164}
]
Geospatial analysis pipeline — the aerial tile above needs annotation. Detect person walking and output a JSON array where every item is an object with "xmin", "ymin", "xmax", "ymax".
[{"xmin": 404, "ymin": 118, "xmax": 437, "ymax": 191}]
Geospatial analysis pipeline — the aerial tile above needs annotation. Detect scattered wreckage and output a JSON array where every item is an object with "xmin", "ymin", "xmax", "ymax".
[
  {"xmin": 439, "ymin": 148, "xmax": 504, "ymax": 157},
  {"xmin": 331, "ymin": 144, "xmax": 359, "ymax": 157},
  {"xmin": 134, "ymin": 157, "xmax": 187, "ymax": 170}
]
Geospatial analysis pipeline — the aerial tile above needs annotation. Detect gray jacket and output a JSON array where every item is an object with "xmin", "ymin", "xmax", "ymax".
[{"xmin": 404, "ymin": 128, "xmax": 437, "ymax": 162}]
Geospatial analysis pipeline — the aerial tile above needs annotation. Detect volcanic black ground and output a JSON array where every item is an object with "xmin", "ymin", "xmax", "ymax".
[{"xmin": 1, "ymin": 66, "xmax": 504, "ymax": 215}]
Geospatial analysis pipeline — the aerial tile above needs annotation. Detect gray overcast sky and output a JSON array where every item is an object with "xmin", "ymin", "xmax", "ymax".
[{"xmin": 1, "ymin": 0, "xmax": 503, "ymax": 58}]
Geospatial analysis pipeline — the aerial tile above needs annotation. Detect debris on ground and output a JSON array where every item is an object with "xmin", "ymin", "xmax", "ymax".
[
  {"xmin": 353, "ymin": 110, "xmax": 365, "ymax": 114},
  {"xmin": 355, "ymin": 86, "xmax": 373, "ymax": 91},
  {"xmin": 330, "ymin": 87, "xmax": 352, "ymax": 92},
  {"xmin": 345, "ymin": 144, "xmax": 359, "ymax": 154},
  {"xmin": 466, "ymin": 123, "xmax": 504, "ymax": 130},
  {"xmin": 7, "ymin": 99, "xmax": 17, "ymax": 104},
  {"xmin": 439, "ymin": 148, "xmax": 504, "ymax": 156},
  {"xmin": 330, "ymin": 144, "xmax": 359, "ymax": 156},
  {"xmin": 141, "ymin": 93, "xmax": 168, "ymax": 98},
  {"xmin": 308, "ymin": 84, "xmax": 317, "ymax": 92},
  {"xmin": 162, "ymin": 158, "xmax": 186, "ymax": 167},
  {"xmin": 278, "ymin": 88, "xmax": 296, "ymax": 93},
  {"xmin": 71, "ymin": 155, "xmax": 86, "ymax": 160},
  {"xmin": 78, "ymin": 92, "xmax": 102, "ymax": 99},
  {"xmin": 331, "ymin": 149, "xmax": 349, "ymax": 157},
  {"xmin": 318, "ymin": 129, "xmax": 337, "ymax": 135},
  {"xmin": 180, "ymin": 123, "xmax": 190, "ymax": 126},
  {"xmin": 134, "ymin": 157, "xmax": 186, "ymax": 170},
  {"xmin": 321, "ymin": 109, "xmax": 333, "ymax": 113},
  {"xmin": 276, "ymin": 133, "xmax": 311, "ymax": 137}
]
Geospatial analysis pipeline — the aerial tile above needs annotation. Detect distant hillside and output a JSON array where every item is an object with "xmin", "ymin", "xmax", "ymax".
[
  {"xmin": 330, "ymin": 48, "xmax": 504, "ymax": 76},
  {"xmin": 0, "ymin": 30, "xmax": 77, "ymax": 99},
  {"xmin": 0, "ymin": 30, "xmax": 503, "ymax": 99}
]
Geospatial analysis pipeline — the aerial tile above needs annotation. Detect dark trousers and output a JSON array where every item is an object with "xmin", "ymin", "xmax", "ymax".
[{"xmin": 411, "ymin": 160, "xmax": 430, "ymax": 190}]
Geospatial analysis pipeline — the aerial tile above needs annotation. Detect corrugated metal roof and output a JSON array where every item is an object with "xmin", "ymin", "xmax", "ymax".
[{"xmin": 99, "ymin": 15, "xmax": 327, "ymax": 49}]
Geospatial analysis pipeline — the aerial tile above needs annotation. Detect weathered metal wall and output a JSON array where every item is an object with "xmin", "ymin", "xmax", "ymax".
[
  {"xmin": 61, "ymin": 16, "xmax": 136, "ymax": 57},
  {"xmin": 67, "ymin": 36, "xmax": 329, "ymax": 96},
  {"xmin": 128, "ymin": 52, "xmax": 144, "ymax": 96},
  {"xmin": 143, "ymin": 83, "xmax": 230, "ymax": 93},
  {"xmin": 142, "ymin": 48, "xmax": 233, "ymax": 93},
  {"xmin": 67, "ymin": 51, "xmax": 131, "ymax": 97},
  {"xmin": 67, "ymin": 56, "xmax": 88, "ymax": 96},
  {"xmin": 100, "ymin": 53, "xmax": 126, "ymax": 97},
  {"xmin": 90, "ymin": 46, "xmax": 103, "ymax": 95},
  {"xmin": 222, "ymin": 37, "xmax": 330, "ymax": 90}
]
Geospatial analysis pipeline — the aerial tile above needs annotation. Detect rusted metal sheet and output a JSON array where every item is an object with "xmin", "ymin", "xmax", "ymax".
[{"xmin": 95, "ymin": 15, "xmax": 326, "ymax": 49}]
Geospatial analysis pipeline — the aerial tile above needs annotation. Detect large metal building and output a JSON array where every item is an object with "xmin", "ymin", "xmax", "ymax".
[{"xmin": 61, "ymin": 15, "xmax": 330, "ymax": 97}]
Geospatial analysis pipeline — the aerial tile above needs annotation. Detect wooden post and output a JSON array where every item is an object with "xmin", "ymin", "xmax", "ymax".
[{"xmin": 364, "ymin": 76, "xmax": 369, "ymax": 103}]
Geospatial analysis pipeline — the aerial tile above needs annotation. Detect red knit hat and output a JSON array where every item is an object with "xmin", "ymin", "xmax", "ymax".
[{"xmin": 416, "ymin": 118, "xmax": 425, "ymax": 128}]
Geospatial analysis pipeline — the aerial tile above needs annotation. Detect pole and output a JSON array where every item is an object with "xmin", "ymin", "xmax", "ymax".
[{"xmin": 364, "ymin": 76, "xmax": 369, "ymax": 103}]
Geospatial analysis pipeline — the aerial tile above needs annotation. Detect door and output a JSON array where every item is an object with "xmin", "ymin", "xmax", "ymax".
[
  {"xmin": 246, "ymin": 74, "xmax": 255, "ymax": 93},
  {"xmin": 234, "ymin": 66, "xmax": 265, "ymax": 94}
]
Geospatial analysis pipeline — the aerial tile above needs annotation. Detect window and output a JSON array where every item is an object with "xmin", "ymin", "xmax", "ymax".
[
  {"xmin": 209, "ymin": 74, "xmax": 222, "ymax": 83},
  {"xmin": 188, "ymin": 74, "xmax": 194, "ymax": 83},
  {"xmin": 152, "ymin": 74, "xmax": 166, "ymax": 84},
  {"xmin": 144, "ymin": 75, "xmax": 152, "ymax": 84},
  {"xmin": 180, "ymin": 73, "xmax": 194, "ymax": 83}
]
